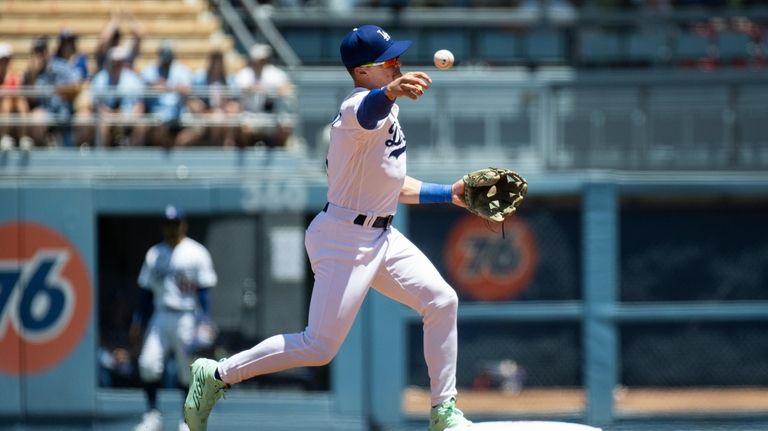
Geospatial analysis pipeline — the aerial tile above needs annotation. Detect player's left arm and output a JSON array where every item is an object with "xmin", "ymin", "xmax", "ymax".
[{"xmin": 399, "ymin": 175, "xmax": 466, "ymax": 208}]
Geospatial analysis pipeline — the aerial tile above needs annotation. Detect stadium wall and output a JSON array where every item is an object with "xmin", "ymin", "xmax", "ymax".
[{"xmin": 2, "ymin": 150, "xmax": 768, "ymax": 430}]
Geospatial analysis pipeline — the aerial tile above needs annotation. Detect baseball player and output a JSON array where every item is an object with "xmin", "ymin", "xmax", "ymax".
[
  {"xmin": 131, "ymin": 205, "xmax": 217, "ymax": 431},
  {"xmin": 184, "ymin": 25, "xmax": 472, "ymax": 431}
]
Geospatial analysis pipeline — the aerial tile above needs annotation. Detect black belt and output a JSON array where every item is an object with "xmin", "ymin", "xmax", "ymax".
[{"xmin": 323, "ymin": 203, "xmax": 393, "ymax": 229}]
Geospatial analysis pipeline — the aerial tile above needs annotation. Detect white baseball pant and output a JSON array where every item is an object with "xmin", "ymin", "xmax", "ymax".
[
  {"xmin": 219, "ymin": 209, "xmax": 459, "ymax": 405},
  {"xmin": 138, "ymin": 310, "xmax": 196, "ymax": 385}
]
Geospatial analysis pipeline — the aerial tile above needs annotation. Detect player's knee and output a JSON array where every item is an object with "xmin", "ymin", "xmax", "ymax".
[
  {"xmin": 312, "ymin": 347, "xmax": 337, "ymax": 366},
  {"xmin": 304, "ymin": 333, "xmax": 341, "ymax": 366},
  {"xmin": 138, "ymin": 364, "xmax": 163, "ymax": 383},
  {"xmin": 312, "ymin": 340, "xmax": 341, "ymax": 365},
  {"xmin": 428, "ymin": 286, "xmax": 459, "ymax": 316},
  {"xmin": 138, "ymin": 356, "xmax": 163, "ymax": 383}
]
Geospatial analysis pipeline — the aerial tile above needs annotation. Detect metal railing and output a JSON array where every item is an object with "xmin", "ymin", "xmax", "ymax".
[
  {"xmin": 4, "ymin": 70, "xmax": 768, "ymax": 171},
  {"xmin": 290, "ymin": 68, "xmax": 768, "ymax": 171},
  {"xmin": 0, "ymin": 85, "xmax": 297, "ymax": 147}
]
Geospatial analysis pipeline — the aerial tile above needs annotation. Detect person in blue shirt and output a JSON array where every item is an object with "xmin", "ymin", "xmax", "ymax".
[
  {"xmin": 90, "ymin": 46, "xmax": 147, "ymax": 146},
  {"xmin": 141, "ymin": 40, "xmax": 192, "ymax": 148},
  {"xmin": 22, "ymin": 36, "xmax": 82, "ymax": 148},
  {"xmin": 54, "ymin": 29, "xmax": 89, "ymax": 82}
]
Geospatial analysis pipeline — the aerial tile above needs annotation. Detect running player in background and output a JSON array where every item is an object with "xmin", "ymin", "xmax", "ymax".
[
  {"xmin": 184, "ymin": 25, "xmax": 472, "ymax": 431},
  {"xmin": 132, "ymin": 205, "xmax": 217, "ymax": 431}
]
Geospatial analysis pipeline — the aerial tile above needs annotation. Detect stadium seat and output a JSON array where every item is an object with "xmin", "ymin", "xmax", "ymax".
[
  {"xmin": 717, "ymin": 31, "xmax": 752, "ymax": 64},
  {"xmin": 626, "ymin": 32, "xmax": 668, "ymax": 66},
  {"xmin": 0, "ymin": 0, "xmax": 205, "ymax": 18},
  {"xmin": 0, "ymin": 0, "xmax": 244, "ymax": 76},
  {"xmin": 477, "ymin": 31, "xmax": 521, "ymax": 64},
  {"xmin": 674, "ymin": 32, "xmax": 711, "ymax": 64},
  {"xmin": 0, "ymin": 19, "xmax": 219, "ymax": 37},
  {"xmin": 523, "ymin": 29, "xmax": 565, "ymax": 65},
  {"xmin": 283, "ymin": 29, "xmax": 327, "ymax": 63},
  {"xmin": 578, "ymin": 29, "xmax": 622, "ymax": 66}
]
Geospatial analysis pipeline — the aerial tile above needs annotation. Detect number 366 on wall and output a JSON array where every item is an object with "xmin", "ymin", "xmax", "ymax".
[{"xmin": 0, "ymin": 222, "xmax": 92, "ymax": 375}]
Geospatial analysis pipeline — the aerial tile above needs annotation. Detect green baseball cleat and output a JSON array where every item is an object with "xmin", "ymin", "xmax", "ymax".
[
  {"xmin": 429, "ymin": 397, "xmax": 472, "ymax": 431},
  {"xmin": 184, "ymin": 358, "xmax": 229, "ymax": 431}
]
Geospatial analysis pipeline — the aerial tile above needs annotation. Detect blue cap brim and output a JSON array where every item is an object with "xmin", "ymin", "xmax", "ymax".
[{"xmin": 373, "ymin": 39, "xmax": 412, "ymax": 63}]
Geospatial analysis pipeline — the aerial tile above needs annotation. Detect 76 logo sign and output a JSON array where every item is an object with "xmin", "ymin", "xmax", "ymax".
[
  {"xmin": 0, "ymin": 252, "xmax": 75, "ymax": 342},
  {"xmin": 444, "ymin": 215, "xmax": 538, "ymax": 301},
  {"xmin": 0, "ymin": 222, "xmax": 92, "ymax": 375}
]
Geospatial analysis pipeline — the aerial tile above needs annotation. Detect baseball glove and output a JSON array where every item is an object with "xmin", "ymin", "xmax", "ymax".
[{"xmin": 463, "ymin": 167, "xmax": 528, "ymax": 222}]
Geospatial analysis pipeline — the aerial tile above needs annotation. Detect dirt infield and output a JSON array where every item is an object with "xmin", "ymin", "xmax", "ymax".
[{"xmin": 402, "ymin": 386, "xmax": 768, "ymax": 416}]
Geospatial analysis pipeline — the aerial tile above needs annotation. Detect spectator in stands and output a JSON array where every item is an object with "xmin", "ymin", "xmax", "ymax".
[
  {"xmin": 0, "ymin": 42, "xmax": 33, "ymax": 151},
  {"xmin": 90, "ymin": 46, "xmax": 147, "ymax": 147},
  {"xmin": 55, "ymin": 28, "xmax": 89, "ymax": 81},
  {"xmin": 233, "ymin": 43, "xmax": 295, "ymax": 147},
  {"xmin": 95, "ymin": 13, "xmax": 143, "ymax": 73},
  {"xmin": 55, "ymin": 29, "xmax": 93, "ymax": 146},
  {"xmin": 141, "ymin": 41, "xmax": 193, "ymax": 148},
  {"xmin": 179, "ymin": 50, "xmax": 238, "ymax": 146},
  {"xmin": 22, "ymin": 36, "xmax": 82, "ymax": 148}
]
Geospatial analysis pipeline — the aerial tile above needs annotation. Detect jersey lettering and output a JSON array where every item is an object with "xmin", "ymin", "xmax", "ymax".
[
  {"xmin": 331, "ymin": 112, "xmax": 342, "ymax": 128},
  {"xmin": 385, "ymin": 122, "xmax": 406, "ymax": 159},
  {"xmin": 175, "ymin": 269, "xmax": 199, "ymax": 294}
]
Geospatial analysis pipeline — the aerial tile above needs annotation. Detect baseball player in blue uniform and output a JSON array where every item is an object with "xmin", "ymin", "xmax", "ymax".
[
  {"xmin": 132, "ymin": 206, "xmax": 217, "ymax": 431},
  {"xmin": 184, "ymin": 25, "xmax": 472, "ymax": 431}
]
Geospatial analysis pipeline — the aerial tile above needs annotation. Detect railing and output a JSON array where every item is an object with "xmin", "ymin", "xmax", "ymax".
[
  {"xmin": 0, "ymin": 86, "xmax": 297, "ymax": 148},
  {"xmin": 290, "ymin": 68, "xmax": 768, "ymax": 171},
  {"xmin": 4, "ymin": 70, "xmax": 768, "ymax": 171}
]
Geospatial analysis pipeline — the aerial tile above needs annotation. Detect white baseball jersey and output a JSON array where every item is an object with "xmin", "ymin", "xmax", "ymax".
[
  {"xmin": 137, "ymin": 237, "xmax": 217, "ymax": 311},
  {"xmin": 327, "ymin": 87, "xmax": 406, "ymax": 216},
  {"xmin": 219, "ymin": 86, "xmax": 460, "ymax": 407}
]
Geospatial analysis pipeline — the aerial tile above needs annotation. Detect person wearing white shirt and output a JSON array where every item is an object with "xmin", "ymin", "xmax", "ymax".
[{"xmin": 232, "ymin": 43, "xmax": 295, "ymax": 147}]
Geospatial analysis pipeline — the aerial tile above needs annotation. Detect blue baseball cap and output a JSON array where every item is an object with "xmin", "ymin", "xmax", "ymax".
[
  {"xmin": 163, "ymin": 205, "xmax": 186, "ymax": 222},
  {"xmin": 340, "ymin": 25, "xmax": 412, "ymax": 69}
]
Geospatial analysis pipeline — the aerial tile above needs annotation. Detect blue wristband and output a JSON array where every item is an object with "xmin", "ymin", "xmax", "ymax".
[{"xmin": 419, "ymin": 183, "xmax": 453, "ymax": 204}]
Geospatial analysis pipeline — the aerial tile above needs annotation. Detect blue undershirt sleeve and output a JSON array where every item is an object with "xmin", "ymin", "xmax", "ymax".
[
  {"xmin": 357, "ymin": 87, "xmax": 394, "ymax": 130},
  {"xmin": 197, "ymin": 288, "xmax": 210, "ymax": 316},
  {"xmin": 133, "ymin": 288, "xmax": 154, "ymax": 327}
]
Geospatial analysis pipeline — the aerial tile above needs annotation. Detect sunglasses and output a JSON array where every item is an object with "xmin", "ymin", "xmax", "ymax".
[{"xmin": 358, "ymin": 57, "xmax": 400, "ymax": 69}]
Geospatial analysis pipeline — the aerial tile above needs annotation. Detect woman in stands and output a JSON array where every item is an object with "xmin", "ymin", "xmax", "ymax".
[{"xmin": 178, "ymin": 50, "xmax": 238, "ymax": 147}]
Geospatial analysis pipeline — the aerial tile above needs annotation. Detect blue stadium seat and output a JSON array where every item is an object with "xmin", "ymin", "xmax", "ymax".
[
  {"xmin": 283, "ymin": 29, "xmax": 326, "ymax": 63},
  {"xmin": 626, "ymin": 32, "xmax": 668, "ymax": 65},
  {"xmin": 523, "ymin": 29, "xmax": 565, "ymax": 64},
  {"xmin": 717, "ymin": 31, "xmax": 751, "ymax": 63},
  {"xmin": 579, "ymin": 29, "xmax": 623, "ymax": 66},
  {"xmin": 477, "ymin": 31, "xmax": 521, "ymax": 63},
  {"xmin": 674, "ymin": 32, "xmax": 710, "ymax": 63}
]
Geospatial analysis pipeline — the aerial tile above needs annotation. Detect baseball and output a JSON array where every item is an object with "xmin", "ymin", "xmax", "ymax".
[{"xmin": 433, "ymin": 49, "xmax": 454, "ymax": 70}]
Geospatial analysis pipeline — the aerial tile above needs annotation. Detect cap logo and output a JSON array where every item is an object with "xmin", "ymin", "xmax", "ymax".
[
  {"xmin": 165, "ymin": 205, "xmax": 182, "ymax": 220},
  {"xmin": 377, "ymin": 29, "xmax": 391, "ymax": 41}
]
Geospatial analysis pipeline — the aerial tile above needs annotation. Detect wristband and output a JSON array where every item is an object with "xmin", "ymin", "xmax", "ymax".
[{"xmin": 419, "ymin": 183, "xmax": 453, "ymax": 204}]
